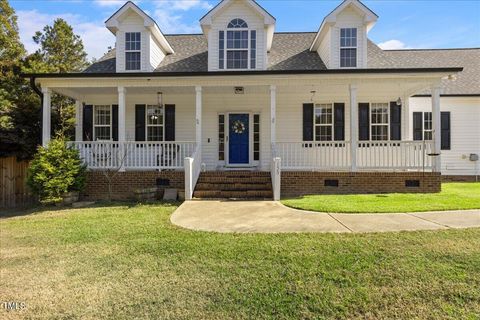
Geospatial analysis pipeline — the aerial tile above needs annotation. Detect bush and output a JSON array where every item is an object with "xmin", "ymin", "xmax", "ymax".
[{"xmin": 27, "ymin": 138, "xmax": 86, "ymax": 204}]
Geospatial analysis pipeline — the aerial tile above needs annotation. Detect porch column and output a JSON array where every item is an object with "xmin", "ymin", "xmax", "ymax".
[
  {"xmin": 432, "ymin": 85, "xmax": 442, "ymax": 172},
  {"xmin": 195, "ymin": 86, "xmax": 202, "ymax": 148},
  {"xmin": 118, "ymin": 87, "xmax": 126, "ymax": 142},
  {"xmin": 270, "ymin": 85, "xmax": 276, "ymax": 151},
  {"xmin": 402, "ymin": 94, "xmax": 410, "ymax": 140},
  {"xmin": 42, "ymin": 87, "xmax": 51, "ymax": 147},
  {"xmin": 75, "ymin": 100, "xmax": 83, "ymax": 141},
  {"xmin": 349, "ymin": 84, "xmax": 358, "ymax": 171},
  {"xmin": 118, "ymin": 86, "xmax": 126, "ymax": 172}
]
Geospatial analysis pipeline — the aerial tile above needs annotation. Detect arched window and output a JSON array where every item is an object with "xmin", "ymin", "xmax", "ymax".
[
  {"xmin": 219, "ymin": 18, "xmax": 256, "ymax": 70},
  {"xmin": 227, "ymin": 18, "xmax": 248, "ymax": 28}
]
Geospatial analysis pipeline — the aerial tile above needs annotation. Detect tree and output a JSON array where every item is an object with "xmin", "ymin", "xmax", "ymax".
[
  {"xmin": 24, "ymin": 18, "xmax": 90, "ymax": 139},
  {"xmin": 0, "ymin": 0, "xmax": 40, "ymax": 158},
  {"xmin": 27, "ymin": 137, "xmax": 86, "ymax": 204}
]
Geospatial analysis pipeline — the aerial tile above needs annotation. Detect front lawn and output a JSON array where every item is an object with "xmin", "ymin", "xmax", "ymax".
[
  {"xmin": 1, "ymin": 203, "xmax": 479, "ymax": 319},
  {"xmin": 282, "ymin": 182, "xmax": 480, "ymax": 213}
]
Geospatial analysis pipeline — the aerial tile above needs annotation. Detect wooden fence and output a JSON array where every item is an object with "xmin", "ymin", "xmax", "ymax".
[{"xmin": 0, "ymin": 157, "xmax": 36, "ymax": 208}]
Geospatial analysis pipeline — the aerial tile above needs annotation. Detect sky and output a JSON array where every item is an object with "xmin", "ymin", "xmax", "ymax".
[{"xmin": 10, "ymin": 0, "xmax": 480, "ymax": 60}]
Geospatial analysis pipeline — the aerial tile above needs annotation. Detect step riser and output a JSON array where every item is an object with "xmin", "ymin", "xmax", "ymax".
[{"xmin": 195, "ymin": 172, "xmax": 273, "ymax": 199}]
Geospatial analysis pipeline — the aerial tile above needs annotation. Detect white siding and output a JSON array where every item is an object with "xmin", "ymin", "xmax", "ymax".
[
  {"xmin": 329, "ymin": 6, "xmax": 367, "ymax": 69},
  {"xmin": 208, "ymin": 0, "xmax": 266, "ymax": 71},
  {"xmin": 318, "ymin": 28, "xmax": 331, "ymax": 68},
  {"xmin": 149, "ymin": 34, "xmax": 165, "ymax": 71},
  {"xmin": 115, "ymin": 11, "xmax": 164, "ymax": 72},
  {"xmin": 409, "ymin": 97, "xmax": 480, "ymax": 176}
]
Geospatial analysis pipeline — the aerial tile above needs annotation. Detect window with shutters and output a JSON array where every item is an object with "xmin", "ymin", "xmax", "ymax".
[
  {"xmin": 370, "ymin": 103, "xmax": 389, "ymax": 140},
  {"xmin": 125, "ymin": 32, "xmax": 141, "ymax": 70},
  {"xmin": 340, "ymin": 28, "xmax": 357, "ymax": 68},
  {"xmin": 94, "ymin": 105, "xmax": 112, "ymax": 141},
  {"xmin": 314, "ymin": 104, "xmax": 333, "ymax": 141},
  {"xmin": 218, "ymin": 19, "xmax": 256, "ymax": 70},
  {"xmin": 146, "ymin": 105, "xmax": 164, "ymax": 141},
  {"xmin": 423, "ymin": 112, "xmax": 433, "ymax": 140}
]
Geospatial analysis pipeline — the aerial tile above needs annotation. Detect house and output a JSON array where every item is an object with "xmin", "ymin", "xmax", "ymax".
[{"xmin": 25, "ymin": 0, "xmax": 479, "ymax": 201}]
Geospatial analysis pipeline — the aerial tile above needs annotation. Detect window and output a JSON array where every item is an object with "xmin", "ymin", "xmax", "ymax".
[
  {"xmin": 94, "ymin": 105, "xmax": 111, "ymax": 140},
  {"xmin": 125, "ymin": 32, "xmax": 141, "ymax": 70},
  {"xmin": 146, "ymin": 105, "xmax": 164, "ymax": 141},
  {"xmin": 253, "ymin": 114, "xmax": 260, "ymax": 161},
  {"xmin": 219, "ymin": 19, "xmax": 255, "ymax": 70},
  {"xmin": 218, "ymin": 114, "xmax": 225, "ymax": 161},
  {"xmin": 314, "ymin": 104, "xmax": 333, "ymax": 141},
  {"xmin": 370, "ymin": 103, "xmax": 389, "ymax": 140},
  {"xmin": 423, "ymin": 112, "xmax": 433, "ymax": 140},
  {"xmin": 340, "ymin": 28, "xmax": 357, "ymax": 68}
]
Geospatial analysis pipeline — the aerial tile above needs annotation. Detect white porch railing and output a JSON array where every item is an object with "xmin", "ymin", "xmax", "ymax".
[
  {"xmin": 276, "ymin": 141, "xmax": 434, "ymax": 171},
  {"xmin": 276, "ymin": 141, "xmax": 351, "ymax": 170},
  {"xmin": 184, "ymin": 145, "xmax": 202, "ymax": 200},
  {"xmin": 70, "ymin": 141, "xmax": 196, "ymax": 170}
]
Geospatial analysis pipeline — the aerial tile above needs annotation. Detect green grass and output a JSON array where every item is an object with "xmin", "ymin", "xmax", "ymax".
[
  {"xmin": 1, "ymin": 203, "xmax": 479, "ymax": 319},
  {"xmin": 282, "ymin": 182, "xmax": 480, "ymax": 213}
]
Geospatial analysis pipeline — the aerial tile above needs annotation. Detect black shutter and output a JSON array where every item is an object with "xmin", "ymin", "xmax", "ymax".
[
  {"xmin": 135, "ymin": 104, "xmax": 146, "ymax": 141},
  {"xmin": 303, "ymin": 103, "xmax": 314, "ymax": 141},
  {"xmin": 165, "ymin": 104, "xmax": 175, "ymax": 141},
  {"xmin": 112, "ymin": 104, "xmax": 118, "ymax": 141},
  {"xmin": 441, "ymin": 112, "xmax": 451, "ymax": 150},
  {"xmin": 413, "ymin": 112, "xmax": 423, "ymax": 141},
  {"xmin": 333, "ymin": 103, "xmax": 345, "ymax": 141},
  {"xmin": 83, "ymin": 104, "xmax": 93, "ymax": 141},
  {"xmin": 390, "ymin": 101, "xmax": 401, "ymax": 141},
  {"xmin": 358, "ymin": 103, "xmax": 370, "ymax": 141}
]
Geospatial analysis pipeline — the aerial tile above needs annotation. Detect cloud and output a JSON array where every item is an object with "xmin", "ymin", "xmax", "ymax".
[
  {"xmin": 94, "ymin": 0, "xmax": 127, "ymax": 7},
  {"xmin": 378, "ymin": 39, "xmax": 410, "ymax": 50},
  {"xmin": 16, "ymin": 10, "xmax": 115, "ymax": 60},
  {"xmin": 153, "ymin": 0, "xmax": 213, "ymax": 34}
]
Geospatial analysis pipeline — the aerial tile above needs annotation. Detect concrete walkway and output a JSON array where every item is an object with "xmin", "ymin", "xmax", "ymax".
[{"xmin": 170, "ymin": 201, "xmax": 480, "ymax": 233}]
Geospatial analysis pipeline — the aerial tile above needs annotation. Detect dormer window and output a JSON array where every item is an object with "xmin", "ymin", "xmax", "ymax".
[
  {"xmin": 219, "ymin": 19, "xmax": 256, "ymax": 70},
  {"xmin": 340, "ymin": 28, "xmax": 357, "ymax": 68},
  {"xmin": 125, "ymin": 32, "xmax": 141, "ymax": 70}
]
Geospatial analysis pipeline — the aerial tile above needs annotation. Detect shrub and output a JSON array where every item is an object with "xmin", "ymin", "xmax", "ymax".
[{"xmin": 27, "ymin": 138, "xmax": 86, "ymax": 204}]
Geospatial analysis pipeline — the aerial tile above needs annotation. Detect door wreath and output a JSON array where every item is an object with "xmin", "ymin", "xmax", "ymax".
[{"xmin": 232, "ymin": 120, "xmax": 246, "ymax": 134}]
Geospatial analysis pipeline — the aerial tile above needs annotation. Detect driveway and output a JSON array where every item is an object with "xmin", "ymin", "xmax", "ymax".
[{"xmin": 170, "ymin": 201, "xmax": 480, "ymax": 233}]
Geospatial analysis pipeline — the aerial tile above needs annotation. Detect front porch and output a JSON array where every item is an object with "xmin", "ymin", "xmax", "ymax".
[{"xmin": 37, "ymin": 71, "xmax": 450, "ymax": 200}]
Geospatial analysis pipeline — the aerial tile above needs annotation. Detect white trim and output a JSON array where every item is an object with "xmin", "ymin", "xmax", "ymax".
[
  {"xmin": 369, "ymin": 102, "xmax": 390, "ymax": 141},
  {"xmin": 93, "ymin": 104, "xmax": 113, "ymax": 141}
]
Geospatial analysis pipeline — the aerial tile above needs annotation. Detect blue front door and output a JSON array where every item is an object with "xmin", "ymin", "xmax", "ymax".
[{"xmin": 229, "ymin": 114, "xmax": 249, "ymax": 164}]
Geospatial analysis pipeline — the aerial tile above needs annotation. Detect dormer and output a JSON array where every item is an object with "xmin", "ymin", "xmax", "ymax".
[
  {"xmin": 200, "ymin": 0, "xmax": 276, "ymax": 71},
  {"xmin": 105, "ymin": 1, "xmax": 174, "ymax": 72},
  {"xmin": 310, "ymin": 0, "xmax": 377, "ymax": 69}
]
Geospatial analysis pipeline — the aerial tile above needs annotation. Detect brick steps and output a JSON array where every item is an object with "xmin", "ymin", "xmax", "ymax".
[{"xmin": 193, "ymin": 171, "xmax": 273, "ymax": 199}]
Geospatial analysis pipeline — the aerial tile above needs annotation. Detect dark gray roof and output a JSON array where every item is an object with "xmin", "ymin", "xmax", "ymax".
[{"xmin": 84, "ymin": 32, "xmax": 479, "ymax": 95}]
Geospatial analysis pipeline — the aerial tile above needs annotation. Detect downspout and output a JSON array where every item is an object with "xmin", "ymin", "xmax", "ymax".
[{"xmin": 29, "ymin": 77, "xmax": 44, "ymax": 146}]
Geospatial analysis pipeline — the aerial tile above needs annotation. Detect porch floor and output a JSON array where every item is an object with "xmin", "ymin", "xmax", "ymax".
[{"xmin": 171, "ymin": 201, "xmax": 480, "ymax": 233}]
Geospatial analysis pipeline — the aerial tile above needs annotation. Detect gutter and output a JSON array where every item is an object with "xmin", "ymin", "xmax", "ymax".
[
  {"xmin": 21, "ymin": 67, "xmax": 463, "ymax": 79},
  {"xmin": 29, "ymin": 77, "xmax": 44, "ymax": 146}
]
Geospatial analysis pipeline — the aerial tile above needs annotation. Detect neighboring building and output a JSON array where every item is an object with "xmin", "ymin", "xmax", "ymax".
[{"xmin": 25, "ymin": 0, "xmax": 479, "ymax": 200}]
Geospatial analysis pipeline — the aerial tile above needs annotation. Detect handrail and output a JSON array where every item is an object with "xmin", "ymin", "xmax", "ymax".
[{"xmin": 185, "ymin": 145, "xmax": 202, "ymax": 200}]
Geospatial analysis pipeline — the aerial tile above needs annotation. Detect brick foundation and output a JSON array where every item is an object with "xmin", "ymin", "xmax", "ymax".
[
  {"xmin": 441, "ymin": 175, "xmax": 479, "ymax": 182},
  {"xmin": 83, "ymin": 170, "xmax": 184, "ymax": 201},
  {"xmin": 281, "ymin": 171, "xmax": 441, "ymax": 197}
]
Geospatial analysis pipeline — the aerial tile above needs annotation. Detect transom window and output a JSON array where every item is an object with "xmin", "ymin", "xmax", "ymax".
[
  {"xmin": 94, "ymin": 105, "xmax": 111, "ymax": 141},
  {"xmin": 423, "ymin": 112, "xmax": 433, "ymax": 140},
  {"xmin": 125, "ymin": 32, "xmax": 141, "ymax": 70},
  {"xmin": 219, "ymin": 19, "xmax": 256, "ymax": 70},
  {"xmin": 370, "ymin": 103, "xmax": 389, "ymax": 140},
  {"xmin": 227, "ymin": 18, "xmax": 248, "ymax": 28},
  {"xmin": 314, "ymin": 104, "xmax": 333, "ymax": 141},
  {"xmin": 146, "ymin": 105, "xmax": 164, "ymax": 141},
  {"xmin": 340, "ymin": 28, "xmax": 357, "ymax": 68}
]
